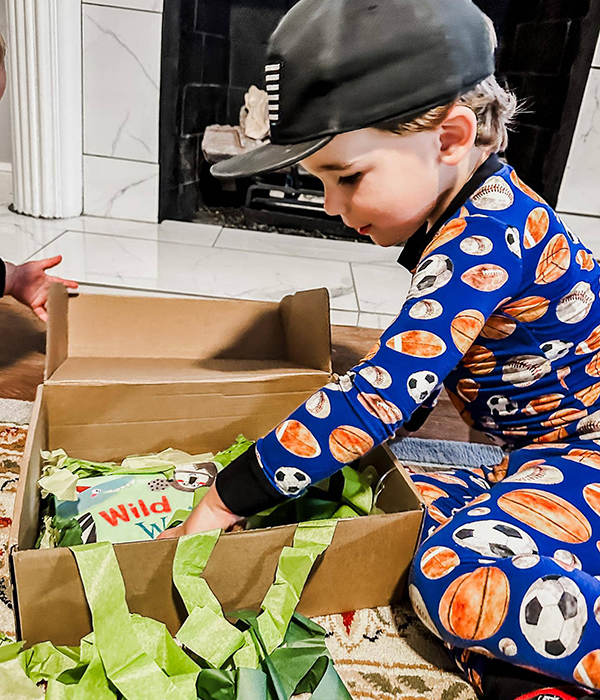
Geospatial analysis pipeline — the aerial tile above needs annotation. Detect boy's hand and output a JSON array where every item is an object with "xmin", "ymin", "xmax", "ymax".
[
  {"xmin": 157, "ymin": 484, "xmax": 244, "ymax": 539},
  {"xmin": 4, "ymin": 256, "xmax": 78, "ymax": 322}
]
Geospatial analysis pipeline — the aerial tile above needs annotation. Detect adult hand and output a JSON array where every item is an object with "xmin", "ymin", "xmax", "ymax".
[
  {"xmin": 157, "ymin": 483, "xmax": 244, "ymax": 539},
  {"xmin": 4, "ymin": 256, "xmax": 78, "ymax": 322}
]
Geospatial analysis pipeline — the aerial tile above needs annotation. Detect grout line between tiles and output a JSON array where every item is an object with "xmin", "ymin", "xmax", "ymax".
[
  {"xmin": 22, "ymin": 230, "xmax": 72, "ymax": 264},
  {"xmin": 211, "ymin": 227, "xmax": 224, "ymax": 247}
]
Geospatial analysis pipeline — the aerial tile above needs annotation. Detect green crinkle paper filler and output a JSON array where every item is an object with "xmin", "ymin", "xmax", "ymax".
[{"xmin": 71, "ymin": 542, "xmax": 196, "ymax": 700}]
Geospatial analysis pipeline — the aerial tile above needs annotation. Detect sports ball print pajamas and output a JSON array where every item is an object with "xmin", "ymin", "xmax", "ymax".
[{"xmin": 215, "ymin": 155, "xmax": 600, "ymax": 691}]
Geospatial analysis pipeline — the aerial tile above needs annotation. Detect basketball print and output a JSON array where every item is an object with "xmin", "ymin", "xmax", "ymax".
[
  {"xmin": 471, "ymin": 175, "xmax": 515, "ymax": 210},
  {"xmin": 422, "ymin": 218, "xmax": 467, "ymax": 257},
  {"xmin": 577, "ymin": 249, "xmax": 595, "ymax": 271},
  {"xmin": 524, "ymin": 207, "xmax": 550, "ymax": 248},
  {"xmin": 574, "ymin": 650, "xmax": 600, "ymax": 689},
  {"xmin": 276, "ymin": 420, "xmax": 321, "ymax": 458},
  {"xmin": 439, "ymin": 567, "xmax": 510, "ymax": 640},
  {"xmin": 358, "ymin": 365, "xmax": 392, "ymax": 389},
  {"xmin": 502, "ymin": 296, "xmax": 550, "ymax": 323},
  {"xmin": 534, "ymin": 427, "xmax": 569, "ymax": 444},
  {"xmin": 409, "ymin": 299, "xmax": 443, "ymax": 321},
  {"xmin": 498, "ymin": 489, "xmax": 592, "ymax": 543},
  {"xmin": 428, "ymin": 503, "xmax": 450, "ymax": 525},
  {"xmin": 386, "ymin": 331, "xmax": 446, "ymax": 358},
  {"xmin": 462, "ymin": 345, "xmax": 496, "ymax": 375},
  {"xmin": 357, "ymin": 393, "xmax": 403, "ymax": 424},
  {"xmin": 451, "ymin": 310, "xmax": 485, "ymax": 353},
  {"xmin": 305, "ymin": 390, "xmax": 331, "ymax": 419},
  {"xmin": 461, "ymin": 264, "xmax": 509, "ymax": 292},
  {"xmin": 502, "ymin": 355, "xmax": 552, "ymax": 388},
  {"xmin": 556, "ymin": 282, "xmax": 595, "ymax": 324},
  {"xmin": 481, "ymin": 314, "xmax": 517, "ymax": 340},
  {"xmin": 460, "ymin": 235, "xmax": 494, "ymax": 256},
  {"xmin": 576, "ymin": 382, "xmax": 600, "ymax": 407},
  {"xmin": 583, "ymin": 483, "xmax": 600, "ymax": 519},
  {"xmin": 576, "ymin": 326, "xmax": 600, "ymax": 354},
  {"xmin": 420, "ymin": 546, "xmax": 460, "ymax": 580},
  {"xmin": 456, "ymin": 377, "xmax": 480, "ymax": 402},
  {"xmin": 510, "ymin": 171, "xmax": 545, "ymax": 203},
  {"xmin": 329, "ymin": 426, "xmax": 374, "ymax": 463},
  {"xmin": 558, "ymin": 366, "xmax": 571, "ymax": 390},
  {"xmin": 534, "ymin": 234, "xmax": 570, "ymax": 284},
  {"xmin": 524, "ymin": 394, "xmax": 564, "ymax": 415}
]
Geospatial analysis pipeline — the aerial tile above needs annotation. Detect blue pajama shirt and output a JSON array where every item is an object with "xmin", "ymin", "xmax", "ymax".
[{"xmin": 215, "ymin": 154, "xmax": 600, "ymax": 690}]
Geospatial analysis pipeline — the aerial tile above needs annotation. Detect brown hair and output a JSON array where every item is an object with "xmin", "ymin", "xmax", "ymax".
[{"xmin": 376, "ymin": 17, "xmax": 519, "ymax": 154}]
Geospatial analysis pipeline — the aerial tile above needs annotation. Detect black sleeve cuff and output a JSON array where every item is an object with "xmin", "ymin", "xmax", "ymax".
[
  {"xmin": 215, "ymin": 446, "xmax": 287, "ymax": 517},
  {"xmin": 0, "ymin": 258, "xmax": 5, "ymax": 297},
  {"xmin": 403, "ymin": 404, "xmax": 434, "ymax": 432}
]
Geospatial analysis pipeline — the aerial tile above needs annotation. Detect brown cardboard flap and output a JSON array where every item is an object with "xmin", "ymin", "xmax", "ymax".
[
  {"xmin": 45, "ymin": 285, "xmax": 332, "ymax": 384},
  {"xmin": 9, "ymin": 386, "xmax": 46, "ymax": 552}
]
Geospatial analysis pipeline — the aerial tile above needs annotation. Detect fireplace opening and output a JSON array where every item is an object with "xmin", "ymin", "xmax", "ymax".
[{"xmin": 159, "ymin": 0, "xmax": 600, "ymax": 238}]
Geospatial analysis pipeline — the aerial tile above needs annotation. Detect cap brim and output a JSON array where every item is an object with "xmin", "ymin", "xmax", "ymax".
[{"xmin": 210, "ymin": 136, "xmax": 332, "ymax": 178}]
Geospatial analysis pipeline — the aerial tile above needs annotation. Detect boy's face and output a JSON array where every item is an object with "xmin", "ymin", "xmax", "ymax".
[{"xmin": 301, "ymin": 128, "xmax": 446, "ymax": 247}]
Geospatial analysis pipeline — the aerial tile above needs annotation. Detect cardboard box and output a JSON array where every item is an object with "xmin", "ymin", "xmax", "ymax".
[{"xmin": 10, "ymin": 286, "xmax": 424, "ymax": 647}]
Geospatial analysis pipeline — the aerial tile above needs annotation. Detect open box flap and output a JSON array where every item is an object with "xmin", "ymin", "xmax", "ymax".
[{"xmin": 45, "ymin": 285, "xmax": 332, "ymax": 385}]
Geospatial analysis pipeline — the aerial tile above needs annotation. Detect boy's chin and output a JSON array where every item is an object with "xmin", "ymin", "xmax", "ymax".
[{"xmin": 368, "ymin": 230, "xmax": 408, "ymax": 247}]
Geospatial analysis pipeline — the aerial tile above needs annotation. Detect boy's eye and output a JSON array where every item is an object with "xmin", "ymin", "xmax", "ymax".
[{"xmin": 338, "ymin": 172, "xmax": 362, "ymax": 186}]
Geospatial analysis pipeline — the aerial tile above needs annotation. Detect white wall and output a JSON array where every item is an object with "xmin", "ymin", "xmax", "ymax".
[{"xmin": 0, "ymin": 0, "xmax": 12, "ymax": 164}]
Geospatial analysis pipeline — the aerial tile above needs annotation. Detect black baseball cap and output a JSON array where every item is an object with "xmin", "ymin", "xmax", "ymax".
[{"xmin": 211, "ymin": 0, "xmax": 495, "ymax": 179}]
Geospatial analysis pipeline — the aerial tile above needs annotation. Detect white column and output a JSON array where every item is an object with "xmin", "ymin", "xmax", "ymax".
[{"xmin": 6, "ymin": 0, "xmax": 82, "ymax": 219}]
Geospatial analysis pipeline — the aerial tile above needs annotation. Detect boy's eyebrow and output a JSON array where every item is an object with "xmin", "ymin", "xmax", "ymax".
[{"xmin": 315, "ymin": 161, "xmax": 355, "ymax": 172}]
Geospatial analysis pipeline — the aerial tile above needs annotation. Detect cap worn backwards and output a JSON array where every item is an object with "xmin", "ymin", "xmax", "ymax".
[{"xmin": 212, "ymin": 0, "xmax": 496, "ymax": 179}]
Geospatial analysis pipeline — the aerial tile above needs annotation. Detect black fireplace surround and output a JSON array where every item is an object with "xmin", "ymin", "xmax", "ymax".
[{"xmin": 159, "ymin": 0, "xmax": 600, "ymax": 230}]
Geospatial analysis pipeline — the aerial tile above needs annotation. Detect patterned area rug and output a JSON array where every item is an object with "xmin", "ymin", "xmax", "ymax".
[{"xmin": 0, "ymin": 400, "xmax": 476, "ymax": 700}]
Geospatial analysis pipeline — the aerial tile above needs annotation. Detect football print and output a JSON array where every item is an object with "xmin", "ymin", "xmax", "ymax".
[
  {"xmin": 461, "ymin": 264, "xmax": 509, "ymax": 292},
  {"xmin": 520, "ymin": 575, "xmax": 587, "ymax": 659},
  {"xmin": 563, "ymin": 448, "xmax": 600, "ymax": 470},
  {"xmin": 420, "ymin": 545, "xmax": 461, "ymax": 580},
  {"xmin": 422, "ymin": 218, "xmax": 467, "ymax": 257},
  {"xmin": 510, "ymin": 171, "xmax": 545, "ymax": 203},
  {"xmin": 524, "ymin": 207, "xmax": 550, "ymax": 248},
  {"xmin": 471, "ymin": 175, "xmax": 515, "ymax": 210},
  {"xmin": 524, "ymin": 394, "xmax": 564, "ymax": 415},
  {"xmin": 386, "ymin": 331, "xmax": 446, "ymax": 358},
  {"xmin": 357, "ymin": 393, "xmax": 403, "ymax": 424},
  {"xmin": 462, "ymin": 345, "xmax": 496, "ymax": 375},
  {"xmin": 275, "ymin": 420, "xmax": 321, "ymax": 458},
  {"xmin": 576, "ymin": 326, "xmax": 600, "ymax": 355},
  {"xmin": 575, "ymin": 382, "xmax": 600, "ymax": 407},
  {"xmin": 456, "ymin": 377, "xmax": 480, "ymax": 402},
  {"xmin": 574, "ymin": 649, "xmax": 600, "ymax": 688},
  {"xmin": 498, "ymin": 489, "xmax": 592, "ymax": 543},
  {"xmin": 576, "ymin": 249, "xmax": 595, "ymax": 271},
  {"xmin": 439, "ymin": 566, "xmax": 510, "ymax": 640},
  {"xmin": 452, "ymin": 520, "xmax": 538, "ymax": 558}
]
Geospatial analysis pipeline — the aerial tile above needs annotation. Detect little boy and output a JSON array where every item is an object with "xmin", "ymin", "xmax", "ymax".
[
  {"xmin": 160, "ymin": 1, "xmax": 600, "ymax": 697},
  {"xmin": 0, "ymin": 32, "xmax": 78, "ymax": 319}
]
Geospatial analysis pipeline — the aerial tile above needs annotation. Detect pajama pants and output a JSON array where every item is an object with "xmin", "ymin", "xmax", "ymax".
[{"xmin": 408, "ymin": 441, "xmax": 600, "ymax": 694}]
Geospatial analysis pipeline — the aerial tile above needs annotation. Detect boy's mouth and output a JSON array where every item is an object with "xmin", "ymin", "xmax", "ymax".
[{"xmin": 357, "ymin": 225, "xmax": 372, "ymax": 235}]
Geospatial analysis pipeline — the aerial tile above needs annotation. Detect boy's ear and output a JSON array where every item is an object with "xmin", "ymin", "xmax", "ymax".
[{"xmin": 438, "ymin": 106, "xmax": 479, "ymax": 165}]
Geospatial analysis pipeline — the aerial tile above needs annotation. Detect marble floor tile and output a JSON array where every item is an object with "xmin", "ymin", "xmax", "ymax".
[
  {"xmin": 357, "ymin": 312, "xmax": 397, "ymax": 330},
  {"xmin": 84, "ymin": 0, "xmax": 164, "ymax": 12},
  {"xmin": 352, "ymin": 262, "xmax": 412, "ymax": 315},
  {"xmin": 330, "ymin": 310, "xmax": 359, "ymax": 326},
  {"xmin": 30, "ymin": 231, "xmax": 359, "ymax": 311},
  {"xmin": 216, "ymin": 227, "xmax": 401, "ymax": 265}
]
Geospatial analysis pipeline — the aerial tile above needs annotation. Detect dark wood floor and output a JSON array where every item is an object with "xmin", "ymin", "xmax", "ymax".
[{"xmin": 0, "ymin": 296, "xmax": 481, "ymax": 442}]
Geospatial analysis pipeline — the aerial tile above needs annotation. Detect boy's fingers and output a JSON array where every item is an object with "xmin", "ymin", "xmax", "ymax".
[
  {"xmin": 39, "ymin": 255, "xmax": 63, "ymax": 270},
  {"xmin": 32, "ymin": 306, "xmax": 48, "ymax": 323},
  {"xmin": 49, "ymin": 276, "xmax": 79, "ymax": 289}
]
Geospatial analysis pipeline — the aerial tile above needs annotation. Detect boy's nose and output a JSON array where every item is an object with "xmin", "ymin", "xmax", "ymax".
[{"xmin": 323, "ymin": 188, "xmax": 345, "ymax": 218}]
